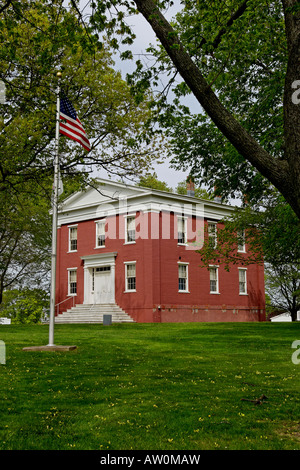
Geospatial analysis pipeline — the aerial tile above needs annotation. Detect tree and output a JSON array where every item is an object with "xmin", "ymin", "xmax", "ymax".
[
  {"xmin": 89, "ymin": 0, "xmax": 300, "ymax": 219},
  {"xmin": 0, "ymin": 0, "xmax": 163, "ymax": 196},
  {"xmin": 0, "ymin": 184, "xmax": 51, "ymax": 304},
  {"xmin": 0, "ymin": 1, "xmax": 166, "ymax": 294},
  {"xmin": 138, "ymin": 172, "xmax": 172, "ymax": 191},
  {"xmin": 0, "ymin": 288, "xmax": 49, "ymax": 324},
  {"xmin": 265, "ymin": 263, "xmax": 299, "ymax": 322},
  {"xmin": 138, "ymin": 173, "xmax": 214, "ymax": 197}
]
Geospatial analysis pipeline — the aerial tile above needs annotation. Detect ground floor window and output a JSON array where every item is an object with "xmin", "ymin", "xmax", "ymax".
[
  {"xmin": 125, "ymin": 262, "xmax": 136, "ymax": 292},
  {"xmin": 178, "ymin": 263, "xmax": 189, "ymax": 292},
  {"xmin": 68, "ymin": 269, "xmax": 77, "ymax": 295},
  {"xmin": 238, "ymin": 268, "xmax": 247, "ymax": 294},
  {"xmin": 209, "ymin": 266, "xmax": 219, "ymax": 293}
]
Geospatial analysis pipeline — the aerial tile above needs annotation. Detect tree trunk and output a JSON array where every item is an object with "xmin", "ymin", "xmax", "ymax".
[
  {"xmin": 290, "ymin": 308, "xmax": 298, "ymax": 322},
  {"xmin": 282, "ymin": 0, "xmax": 300, "ymax": 220},
  {"xmin": 134, "ymin": 0, "xmax": 300, "ymax": 219}
]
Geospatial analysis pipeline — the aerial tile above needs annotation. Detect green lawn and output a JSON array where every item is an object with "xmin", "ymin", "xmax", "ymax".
[{"xmin": 0, "ymin": 322, "xmax": 299, "ymax": 450}]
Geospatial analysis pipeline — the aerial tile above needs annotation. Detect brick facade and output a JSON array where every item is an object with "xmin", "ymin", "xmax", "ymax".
[{"xmin": 55, "ymin": 180, "xmax": 265, "ymax": 322}]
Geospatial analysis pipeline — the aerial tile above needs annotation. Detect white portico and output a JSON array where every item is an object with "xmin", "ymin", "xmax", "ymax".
[{"xmin": 81, "ymin": 252, "xmax": 117, "ymax": 305}]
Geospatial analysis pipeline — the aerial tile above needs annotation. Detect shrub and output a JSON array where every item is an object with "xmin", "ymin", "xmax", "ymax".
[{"xmin": 0, "ymin": 289, "xmax": 49, "ymax": 324}]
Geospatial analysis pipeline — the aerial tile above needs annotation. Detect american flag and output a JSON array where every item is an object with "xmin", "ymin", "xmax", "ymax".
[{"xmin": 59, "ymin": 93, "xmax": 91, "ymax": 152}]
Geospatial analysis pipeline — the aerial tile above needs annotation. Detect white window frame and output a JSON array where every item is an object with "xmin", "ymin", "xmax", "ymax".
[
  {"xmin": 237, "ymin": 230, "xmax": 246, "ymax": 253},
  {"xmin": 209, "ymin": 265, "xmax": 219, "ymax": 294},
  {"xmin": 68, "ymin": 225, "xmax": 78, "ymax": 252},
  {"xmin": 124, "ymin": 261, "xmax": 136, "ymax": 292},
  {"xmin": 67, "ymin": 268, "xmax": 77, "ymax": 296},
  {"xmin": 208, "ymin": 221, "xmax": 217, "ymax": 249},
  {"xmin": 124, "ymin": 214, "xmax": 136, "ymax": 244},
  {"xmin": 95, "ymin": 219, "xmax": 106, "ymax": 248},
  {"xmin": 178, "ymin": 262, "xmax": 189, "ymax": 293},
  {"xmin": 238, "ymin": 268, "xmax": 248, "ymax": 295},
  {"xmin": 177, "ymin": 216, "xmax": 187, "ymax": 245}
]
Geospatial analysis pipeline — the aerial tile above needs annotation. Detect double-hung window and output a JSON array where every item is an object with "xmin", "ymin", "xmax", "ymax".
[
  {"xmin": 68, "ymin": 226, "xmax": 77, "ymax": 252},
  {"xmin": 209, "ymin": 266, "xmax": 219, "ymax": 293},
  {"xmin": 177, "ymin": 216, "xmax": 187, "ymax": 244},
  {"xmin": 96, "ymin": 220, "xmax": 106, "ymax": 248},
  {"xmin": 238, "ymin": 268, "xmax": 247, "ymax": 295},
  {"xmin": 125, "ymin": 262, "xmax": 136, "ymax": 292},
  {"xmin": 68, "ymin": 269, "xmax": 77, "ymax": 295},
  {"xmin": 178, "ymin": 263, "xmax": 189, "ymax": 292},
  {"xmin": 125, "ymin": 215, "xmax": 136, "ymax": 244},
  {"xmin": 208, "ymin": 222, "xmax": 217, "ymax": 249},
  {"xmin": 237, "ymin": 230, "xmax": 246, "ymax": 253}
]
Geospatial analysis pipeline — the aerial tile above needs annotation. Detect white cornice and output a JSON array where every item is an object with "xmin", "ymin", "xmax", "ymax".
[{"xmin": 57, "ymin": 178, "xmax": 238, "ymax": 226}]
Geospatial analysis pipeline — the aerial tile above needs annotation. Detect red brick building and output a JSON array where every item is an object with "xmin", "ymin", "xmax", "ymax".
[{"xmin": 55, "ymin": 178, "xmax": 265, "ymax": 323}]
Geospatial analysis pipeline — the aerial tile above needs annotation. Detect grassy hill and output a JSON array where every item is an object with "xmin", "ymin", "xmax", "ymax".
[{"xmin": 0, "ymin": 322, "xmax": 299, "ymax": 450}]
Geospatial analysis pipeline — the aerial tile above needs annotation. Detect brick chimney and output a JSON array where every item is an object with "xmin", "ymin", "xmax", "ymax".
[{"xmin": 187, "ymin": 177, "xmax": 195, "ymax": 197}]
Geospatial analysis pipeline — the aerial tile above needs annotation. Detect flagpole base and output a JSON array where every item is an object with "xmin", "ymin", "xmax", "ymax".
[{"xmin": 23, "ymin": 345, "xmax": 77, "ymax": 352}]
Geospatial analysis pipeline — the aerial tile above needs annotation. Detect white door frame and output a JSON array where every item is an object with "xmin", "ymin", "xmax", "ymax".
[{"xmin": 81, "ymin": 253, "xmax": 117, "ymax": 305}]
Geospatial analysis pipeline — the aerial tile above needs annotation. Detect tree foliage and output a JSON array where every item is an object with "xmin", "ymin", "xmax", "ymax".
[
  {"xmin": 87, "ymin": 0, "xmax": 300, "ymax": 219},
  {"xmin": 0, "ymin": 0, "xmax": 166, "ymax": 295},
  {"xmin": 0, "ymin": 0, "xmax": 163, "ymax": 196},
  {"xmin": 138, "ymin": 172, "xmax": 172, "ymax": 191},
  {"xmin": 0, "ymin": 288, "xmax": 49, "ymax": 324},
  {"xmin": 198, "ymin": 193, "xmax": 300, "ymax": 266},
  {"xmin": 138, "ymin": 172, "xmax": 214, "ymax": 198}
]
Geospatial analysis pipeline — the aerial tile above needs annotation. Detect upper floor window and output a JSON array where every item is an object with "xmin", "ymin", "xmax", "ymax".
[
  {"xmin": 68, "ymin": 226, "xmax": 77, "ymax": 252},
  {"xmin": 208, "ymin": 222, "xmax": 217, "ymax": 249},
  {"xmin": 177, "ymin": 216, "xmax": 187, "ymax": 244},
  {"xmin": 96, "ymin": 220, "xmax": 106, "ymax": 248},
  {"xmin": 125, "ymin": 215, "xmax": 136, "ymax": 244},
  {"xmin": 237, "ymin": 230, "xmax": 246, "ymax": 253}
]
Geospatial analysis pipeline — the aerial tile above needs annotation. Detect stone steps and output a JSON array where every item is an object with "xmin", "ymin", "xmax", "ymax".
[{"xmin": 55, "ymin": 304, "xmax": 134, "ymax": 324}]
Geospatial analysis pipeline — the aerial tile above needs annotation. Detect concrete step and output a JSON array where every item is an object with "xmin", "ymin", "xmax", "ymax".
[{"xmin": 55, "ymin": 304, "xmax": 134, "ymax": 324}]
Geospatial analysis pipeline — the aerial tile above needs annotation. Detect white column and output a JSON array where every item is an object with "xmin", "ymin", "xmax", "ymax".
[
  {"xmin": 111, "ymin": 264, "xmax": 115, "ymax": 303},
  {"xmin": 83, "ymin": 267, "xmax": 90, "ymax": 304}
]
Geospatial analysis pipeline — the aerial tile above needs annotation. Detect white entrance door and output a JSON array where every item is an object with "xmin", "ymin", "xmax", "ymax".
[
  {"xmin": 82, "ymin": 253, "xmax": 116, "ymax": 305},
  {"xmin": 94, "ymin": 267, "xmax": 114, "ymax": 304}
]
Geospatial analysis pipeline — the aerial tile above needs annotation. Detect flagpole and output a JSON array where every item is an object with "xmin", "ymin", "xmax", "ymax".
[
  {"xmin": 23, "ymin": 72, "xmax": 77, "ymax": 352},
  {"xmin": 48, "ymin": 71, "xmax": 61, "ymax": 347}
]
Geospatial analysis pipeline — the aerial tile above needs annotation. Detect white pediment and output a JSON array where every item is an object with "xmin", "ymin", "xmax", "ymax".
[{"xmin": 60, "ymin": 179, "xmax": 148, "ymax": 212}]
